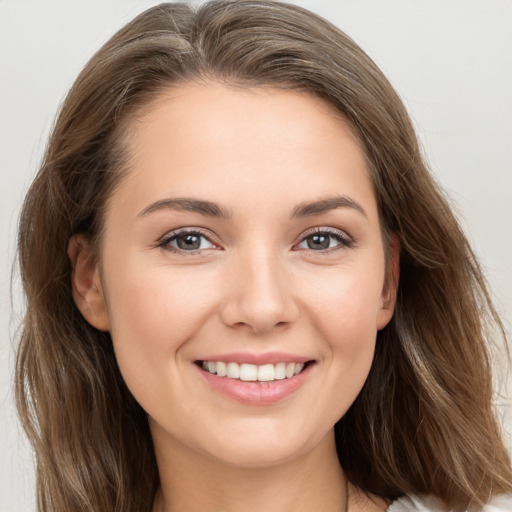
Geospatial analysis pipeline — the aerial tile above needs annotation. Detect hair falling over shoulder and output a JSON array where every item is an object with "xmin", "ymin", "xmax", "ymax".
[{"xmin": 15, "ymin": 2, "xmax": 512, "ymax": 511}]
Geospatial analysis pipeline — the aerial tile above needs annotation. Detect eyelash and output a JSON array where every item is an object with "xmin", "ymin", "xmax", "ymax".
[
  {"xmin": 157, "ymin": 227, "xmax": 354, "ymax": 255},
  {"xmin": 157, "ymin": 228, "xmax": 219, "ymax": 255},
  {"xmin": 294, "ymin": 227, "xmax": 354, "ymax": 254}
]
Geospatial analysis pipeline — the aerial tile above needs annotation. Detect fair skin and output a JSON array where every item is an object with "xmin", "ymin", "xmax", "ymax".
[{"xmin": 69, "ymin": 83, "xmax": 398, "ymax": 512}]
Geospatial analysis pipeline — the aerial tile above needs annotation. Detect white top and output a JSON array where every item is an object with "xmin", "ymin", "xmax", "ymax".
[{"xmin": 387, "ymin": 494, "xmax": 512, "ymax": 511}]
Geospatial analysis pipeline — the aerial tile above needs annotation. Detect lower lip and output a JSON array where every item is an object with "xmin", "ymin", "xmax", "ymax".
[{"xmin": 196, "ymin": 363, "xmax": 313, "ymax": 405}]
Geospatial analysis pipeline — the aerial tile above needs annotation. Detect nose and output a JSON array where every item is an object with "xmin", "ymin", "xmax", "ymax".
[{"xmin": 219, "ymin": 248, "xmax": 300, "ymax": 334}]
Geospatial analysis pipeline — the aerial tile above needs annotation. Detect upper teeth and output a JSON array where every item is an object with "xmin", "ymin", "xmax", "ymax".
[{"xmin": 201, "ymin": 361, "xmax": 305, "ymax": 382}]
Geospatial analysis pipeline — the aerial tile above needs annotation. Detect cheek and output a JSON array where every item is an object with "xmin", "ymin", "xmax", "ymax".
[
  {"xmin": 303, "ymin": 267, "xmax": 383, "ymax": 401},
  {"xmin": 306, "ymin": 265, "xmax": 384, "ymax": 342},
  {"xmin": 101, "ymin": 255, "xmax": 220, "ymax": 384}
]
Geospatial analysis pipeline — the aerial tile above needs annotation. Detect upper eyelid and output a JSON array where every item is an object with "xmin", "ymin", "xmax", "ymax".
[
  {"xmin": 158, "ymin": 227, "xmax": 221, "ymax": 251},
  {"xmin": 160, "ymin": 227, "xmax": 217, "ymax": 242},
  {"xmin": 294, "ymin": 226, "xmax": 352, "ymax": 243}
]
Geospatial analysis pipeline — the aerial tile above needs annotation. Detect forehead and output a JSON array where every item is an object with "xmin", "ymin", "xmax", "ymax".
[{"xmin": 110, "ymin": 82, "xmax": 377, "ymax": 222}]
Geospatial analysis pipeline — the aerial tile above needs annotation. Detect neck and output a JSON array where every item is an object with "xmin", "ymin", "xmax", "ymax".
[{"xmin": 151, "ymin": 425, "xmax": 347, "ymax": 512}]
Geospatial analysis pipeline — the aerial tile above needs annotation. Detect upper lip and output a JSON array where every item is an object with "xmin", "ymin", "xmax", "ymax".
[{"xmin": 196, "ymin": 352, "xmax": 313, "ymax": 365}]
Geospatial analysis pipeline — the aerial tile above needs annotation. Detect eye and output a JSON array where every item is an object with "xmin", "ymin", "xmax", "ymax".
[
  {"xmin": 295, "ymin": 228, "xmax": 353, "ymax": 252},
  {"xmin": 159, "ymin": 229, "xmax": 218, "ymax": 253}
]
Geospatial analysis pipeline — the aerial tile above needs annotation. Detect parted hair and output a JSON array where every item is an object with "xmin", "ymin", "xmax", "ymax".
[{"xmin": 16, "ymin": 1, "xmax": 512, "ymax": 511}]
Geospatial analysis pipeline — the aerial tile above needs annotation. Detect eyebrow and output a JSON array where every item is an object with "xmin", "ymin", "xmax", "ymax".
[
  {"xmin": 138, "ymin": 195, "xmax": 366, "ymax": 220},
  {"xmin": 138, "ymin": 198, "xmax": 232, "ymax": 219},
  {"xmin": 291, "ymin": 195, "xmax": 367, "ymax": 219}
]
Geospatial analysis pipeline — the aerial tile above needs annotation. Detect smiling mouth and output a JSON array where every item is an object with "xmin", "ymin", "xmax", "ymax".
[{"xmin": 196, "ymin": 360, "xmax": 313, "ymax": 382}]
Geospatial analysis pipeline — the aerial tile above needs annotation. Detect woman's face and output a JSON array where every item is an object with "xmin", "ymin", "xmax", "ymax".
[{"xmin": 73, "ymin": 83, "xmax": 398, "ymax": 468}]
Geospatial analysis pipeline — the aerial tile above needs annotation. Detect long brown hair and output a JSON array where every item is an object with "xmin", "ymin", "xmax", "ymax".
[{"xmin": 16, "ymin": 2, "xmax": 512, "ymax": 511}]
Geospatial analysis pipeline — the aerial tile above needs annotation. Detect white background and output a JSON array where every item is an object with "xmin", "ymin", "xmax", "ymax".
[{"xmin": 1, "ymin": 1, "xmax": 511, "ymax": 510}]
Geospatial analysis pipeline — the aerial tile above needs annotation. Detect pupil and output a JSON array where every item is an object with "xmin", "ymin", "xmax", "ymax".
[
  {"xmin": 307, "ymin": 233, "xmax": 330, "ymax": 250},
  {"xmin": 177, "ymin": 234, "xmax": 201, "ymax": 250}
]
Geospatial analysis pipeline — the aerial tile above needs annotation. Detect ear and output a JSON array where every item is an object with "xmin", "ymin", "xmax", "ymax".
[
  {"xmin": 68, "ymin": 235, "xmax": 110, "ymax": 331},
  {"xmin": 376, "ymin": 233, "xmax": 400, "ymax": 330}
]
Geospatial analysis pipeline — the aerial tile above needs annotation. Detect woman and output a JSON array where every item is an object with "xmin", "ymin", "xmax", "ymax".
[{"xmin": 15, "ymin": 1, "xmax": 512, "ymax": 511}]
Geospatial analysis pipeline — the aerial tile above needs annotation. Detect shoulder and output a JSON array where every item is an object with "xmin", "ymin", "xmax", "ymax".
[{"xmin": 387, "ymin": 494, "xmax": 512, "ymax": 512}]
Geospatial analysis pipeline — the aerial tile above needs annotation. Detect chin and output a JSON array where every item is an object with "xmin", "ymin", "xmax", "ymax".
[
  {"xmin": 210, "ymin": 442, "xmax": 306, "ymax": 469},
  {"xmin": 198, "ymin": 419, "xmax": 329, "ymax": 470}
]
